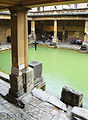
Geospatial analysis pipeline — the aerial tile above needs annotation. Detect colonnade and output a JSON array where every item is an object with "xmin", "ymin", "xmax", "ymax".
[
  {"xmin": 31, "ymin": 20, "xmax": 59, "ymax": 43},
  {"xmin": 30, "ymin": 20, "xmax": 88, "ymax": 43}
]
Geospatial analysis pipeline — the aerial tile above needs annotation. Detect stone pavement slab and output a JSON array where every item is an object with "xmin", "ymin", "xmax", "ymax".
[
  {"xmin": 0, "ymin": 79, "xmax": 78, "ymax": 120},
  {"xmin": 72, "ymin": 107, "xmax": 88, "ymax": 120},
  {"xmin": 0, "ymin": 43, "xmax": 11, "ymax": 51},
  {"xmin": 46, "ymin": 95, "xmax": 67, "ymax": 111},
  {"xmin": 0, "ymin": 71, "xmax": 10, "ymax": 82},
  {"xmin": 32, "ymin": 88, "xmax": 67, "ymax": 111},
  {"xmin": 31, "ymin": 88, "xmax": 50, "ymax": 101}
]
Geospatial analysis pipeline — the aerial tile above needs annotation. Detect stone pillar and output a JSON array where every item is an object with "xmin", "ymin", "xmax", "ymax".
[
  {"xmin": 53, "ymin": 20, "xmax": 58, "ymax": 43},
  {"xmin": 62, "ymin": 27, "xmax": 65, "ymax": 42},
  {"xmin": 24, "ymin": 13, "xmax": 28, "ymax": 69},
  {"xmin": 30, "ymin": 20, "xmax": 36, "ymax": 43},
  {"xmin": 84, "ymin": 20, "xmax": 88, "ymax": 42},
  {"xmin": 23, "ymin": 11, "xmax": 34, "ymax": 93},
  {"xmin": 8, "ymin": 6, "xmax": 34, "ymax": 103},
  {"xmin": 37, "ymin": 7, "xmax": 40, "ymax": 12},
  {"xmin": 76, "ymin": 32, "xmax": 79, "ymax": 38},
  {"xmin": 31, "ymin": 20, "xmax": 35, "ymax": 35}
]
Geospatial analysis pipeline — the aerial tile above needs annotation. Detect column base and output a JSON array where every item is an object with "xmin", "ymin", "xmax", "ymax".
[
  {"xmin": 10, "ymin": 74, "xmax": 24, "ymax": 98},
  {"xmin": 6, "ymin": 73, "xmax": 25, "ymax": 108},
  {"xmin": 6, "ymin": 93, "xmax": 25, "ymax": 108}
]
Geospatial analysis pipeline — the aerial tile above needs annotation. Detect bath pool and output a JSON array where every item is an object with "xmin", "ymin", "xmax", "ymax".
[{"xmin": 0, "ymin": 46, "xmax": 88, "ymax": 108}]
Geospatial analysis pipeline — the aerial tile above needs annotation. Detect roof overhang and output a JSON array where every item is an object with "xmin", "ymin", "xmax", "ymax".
[{"xmin": 0, "ymin": 0, "xmax": 88, "ymax": 11}]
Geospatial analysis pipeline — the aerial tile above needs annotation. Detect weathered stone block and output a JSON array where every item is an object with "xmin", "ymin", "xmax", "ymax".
[
  {"xmin": 28, "ymin": 61, "xmax": 42, "ymax": 80},
  {"xmin": 46, "ymin": 95, "xmax": 67, "ymax": 111},
  {"xmin": 22, "ymin": 67, "xmax": 34, "ymax": 93},
  {"xmin": 61, "ymin": 86, "xmax": 83, "ymax": 107},
  {"xmin": 31, "ymin": 88, "xmax": 50, "ymax": 101},
  {"xmin": 29, "ymin": 61, "xmax": 45, "ymax": 89},
  {"xmin": 9, "ymin": 74, "xmax": 24, "ymax": 97},
  {"xmin": 72, "ymin": 107, "xmax": 88, "ymax": 120}
]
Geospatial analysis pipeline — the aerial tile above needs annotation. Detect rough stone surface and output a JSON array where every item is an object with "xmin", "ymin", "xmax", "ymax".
[
  {"xmin": 29, "ymin": 61, "xmax": 42, "ymax": 80},
  {"xmin": 61, "ymin": 86, "xmax": 83, "ymax": 106},
  {"xmin": 0, "ymin": 43, "xmax": 11, "ymax": 51},
  {"xmin": 32, "ymin": 88, "xmax": 67, "ymax": 111},
  {"xmin": 47, "ymin": 95, "xmax": 67, "ymax": 111},
  {"xmin": 72, "ymin": 107, "xmax": 88, "ymax": 120},
  {"xmin": 22, "ymin": 67, "xmax": 34, "ymax": 92},
  {"xmin": 0, "ymin": 79, "xmax": 86, "ymax": 120},
  {"xmin": 9, "ymin": 74, "xmax": 24, "ymax": 97},
  {"xmin": 31, "ymin": 88, "xmax": 50, "ymax": 101},
  {"xmin": 0, "ymin": 71, "xmax": 10, "ymax": 83},
  {"xmin": 29, "ymin": 61, "xmax": 45, "ymax": 89}
]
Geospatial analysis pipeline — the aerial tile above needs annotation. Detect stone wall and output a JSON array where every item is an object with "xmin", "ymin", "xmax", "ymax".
[
  {"xmin": 36, "ymin": 20, "xmax": 84, "ymax": 41},
  {"xmin": 0, "ymin": 20, "xmax": 11, "ymax": 44}
]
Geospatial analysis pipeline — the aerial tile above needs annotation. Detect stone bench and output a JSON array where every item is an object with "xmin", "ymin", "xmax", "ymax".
[
  {"xmin": 61, "ymin": 86, "xmax": 83, "ymax": 106},
  {"xmin": 72, "ymin": 107, "xmax": 88, "ymax": 120}
]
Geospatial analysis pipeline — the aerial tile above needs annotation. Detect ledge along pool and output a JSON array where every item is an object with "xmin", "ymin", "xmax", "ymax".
[{"xmin": 0, "ymin": 46, "xmax": 88, "ymax": 108}]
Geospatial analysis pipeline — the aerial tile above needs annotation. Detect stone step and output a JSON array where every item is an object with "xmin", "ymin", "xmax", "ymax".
[
  {"xmin": 0, "ymin": 71, "xmax": 10, "ymax": 83},
  {"xmin": 31, "ymin": 88, "xmax": 50, "ymax": 101},
  {"xmin": 72, "ymin": 107, "xmax": 88, "ymax": 120},
  {"xmin": 31, "ymin": 88, "xmax": 67, "ymax": 111},
  {"xmin": 46, "ymin": 95, "xmax": 67, "ymax": 112}
]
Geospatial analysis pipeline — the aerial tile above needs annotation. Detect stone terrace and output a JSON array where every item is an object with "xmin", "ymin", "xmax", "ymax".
[
  {"xmin": 0, "ymin": 42, "xmax": 81, "ymax": 52},
  {"xmin": 0, "ymin": 79, "xmax": 74, "ymax": 120}
]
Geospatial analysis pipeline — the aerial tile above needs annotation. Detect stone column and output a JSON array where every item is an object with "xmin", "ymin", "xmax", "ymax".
[
  {"xmin": 23, "ymin": 11, "xmax": 34, "ymax": 93},
  {"xmin": 84, "ymin": 20, "xmax": 88, "ymax": 42},
  {"xmin": 53, "ymin": 20, "xmax": 58, "ymax": 43},
  {"xmin": 24, "ymin": 13, "xmax": 28, "ymax": 69},
  {"xmin": 37, "ymin": 7, "xmax": 40, "ymax": 12},
  {"xmin": 30, "ymin": 20, "xmax": 36, "ymax": 43},
  {"xmin": 76, "ymin": 32, "xmax": 79, "ymax": 38},
  {"xmin": 8, "ymin": 6, "xmax": 34, "ymax": 102},
  {"xmin": 31, "ymin": 20, "xmax": 35, "ymax": 35},
  {"xmin": 62, "ymin": 27, "xmax": 65, "ymax": 42}
]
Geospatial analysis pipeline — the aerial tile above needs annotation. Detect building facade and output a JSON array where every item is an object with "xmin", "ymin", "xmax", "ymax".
[{"xmin": 0, "ymin": 7, "xmax": 88, "ymax": 44}]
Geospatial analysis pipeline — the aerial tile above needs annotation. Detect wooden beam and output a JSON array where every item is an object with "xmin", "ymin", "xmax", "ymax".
[
  {"xmin": 25, "ymin": 0, "xmax": 88, "ymax": 8},
  {"xmin": 0, "ymin": 0, "xmax": 88, "ymax": 9}
]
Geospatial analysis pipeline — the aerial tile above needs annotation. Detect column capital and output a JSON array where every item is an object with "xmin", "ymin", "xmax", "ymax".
[{"xmin": 9, "ymin": 6, "xmax": 29, "ymax": 14}]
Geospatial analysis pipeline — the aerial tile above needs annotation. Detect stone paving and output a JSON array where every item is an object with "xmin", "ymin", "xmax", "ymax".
[
  {"xmin": 57, "ymin": 42, "xmax": 81, "ymax": 51},
  {"xmin": 0, "ymin": 42, "xmax": 82, "ymax": 52},
  {"xmin": 38, "ymin": 42, "xmax": 82, "ymax": 52},
  {"xmin": 0, "ymin": 43, "xmax": 11, "ymax": 51},
  {"xmin": 0, "ymin": 79, "xmax": 75, "ymax": 120},
  {"xmin": 0, "ymin": 71, "xmax": 10, "ymax": 83}
]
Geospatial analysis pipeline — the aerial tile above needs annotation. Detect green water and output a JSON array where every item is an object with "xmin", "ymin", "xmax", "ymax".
[{"xmin": 0, "ymin": 46, "xmax": 88, "ymax": 108}]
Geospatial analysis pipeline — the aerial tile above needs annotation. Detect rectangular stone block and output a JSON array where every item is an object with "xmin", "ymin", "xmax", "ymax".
[
  {"xmin": 10, "ymin": 74, "xmax": 23, "ymax": 93},
  {"xmin": 72, "ymin": 107, "xmax": 88, "ymax": 120},
  {"xmin": 61, "ymin": 86, "xmax": 83, "ymax": 107},
  {"xmin": 9, "ymin": 74, "xmax": 24, "ymax": 97},
  {"xmin": 22, "ymin": 67, "xmax": 34, "ymax": 92},
  {"xmin": 29, "ymin": 61, "xmax": 45, "ymax": 90},
  {"xmin": 28, "ymin": 61, "xmax": 42, "ymax": 80}
]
